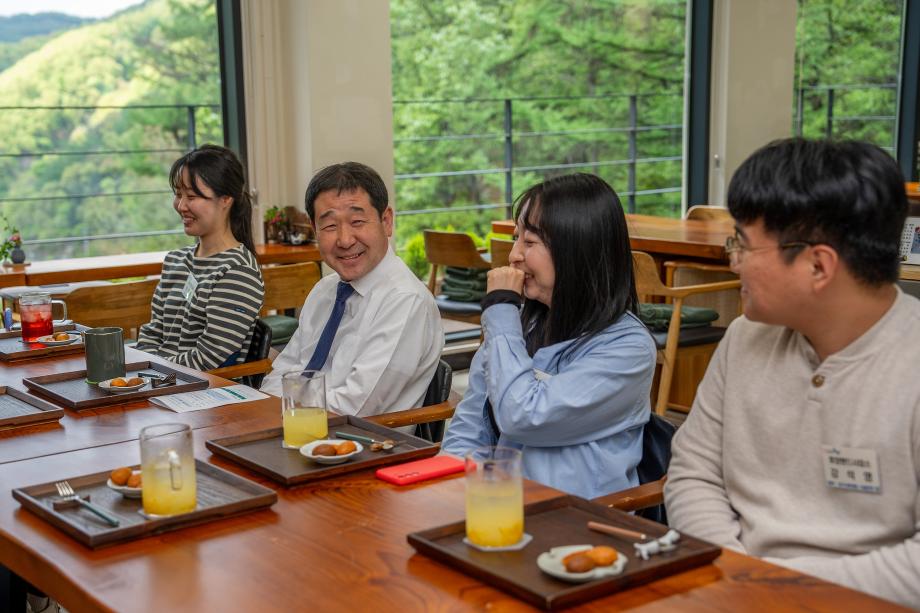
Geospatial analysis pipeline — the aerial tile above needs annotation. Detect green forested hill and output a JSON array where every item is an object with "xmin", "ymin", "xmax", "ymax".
[
  {"xmin": 0, "ymin": 0, "xmax": 220, "ymax": 260},
  {"xmin": 0, "ymin": 12, "xmax": 87, "ymax": 42}
]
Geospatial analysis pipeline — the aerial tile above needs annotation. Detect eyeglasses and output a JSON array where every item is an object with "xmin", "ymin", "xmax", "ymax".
[{"xmin": 724, "ymin": 234, "xmax": 814, "ymax": 264}]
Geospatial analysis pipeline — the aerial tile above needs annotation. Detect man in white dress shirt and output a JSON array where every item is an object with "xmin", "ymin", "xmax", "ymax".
[{"xmin": 261, "ymin": 162, "xmax": 443, "ymax": 417}]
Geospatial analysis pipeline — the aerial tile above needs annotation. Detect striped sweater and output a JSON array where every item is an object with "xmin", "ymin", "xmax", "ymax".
[{"xmin": 136, "ymin": 244, "xmax": 264, "ymax": 370}]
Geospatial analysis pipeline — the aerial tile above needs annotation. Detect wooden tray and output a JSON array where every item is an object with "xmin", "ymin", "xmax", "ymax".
[
  {"xmin": 0, "ymin": 321, "xmax": 75, "ymax": 340},
  {"xmin": 205, "ymin": 415, "xmax": 438, "ymax": 486},
  {"xmin": 22, "ymin": 361, "xmax": 209, "ymax": 410},
  {"xmin": 0, "ymin": 386, "xmax": 64, "ymax": 429},
  {"xmin": 12, "ymin": 460, "xmax": 277, "ymax": 548},
  {"xmin": 0, "ymin": 323, "xmax": 83, "ymax": 361},
  {"xmin": 408, "ymin": 496, "xmax": 721, "ymax": 610}
]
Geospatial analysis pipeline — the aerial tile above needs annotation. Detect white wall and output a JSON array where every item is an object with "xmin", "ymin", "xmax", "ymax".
[
  {"xmin": 241, "ymin": 0, "xmax": 394, "ymax": 240},
  {"xmin": 708, "ymin": 0, "xmax": 798, "ymax": 206}
]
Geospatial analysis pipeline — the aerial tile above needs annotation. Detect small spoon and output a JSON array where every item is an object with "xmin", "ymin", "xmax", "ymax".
[{"xmin": 334, "ymin": 431, "xmax": 401, "ymax": 451}]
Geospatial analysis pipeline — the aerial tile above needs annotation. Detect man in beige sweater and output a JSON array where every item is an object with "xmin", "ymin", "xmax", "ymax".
[{"xmin": 664, "ymin": 138, "xmax": 920, "ymax": 608}]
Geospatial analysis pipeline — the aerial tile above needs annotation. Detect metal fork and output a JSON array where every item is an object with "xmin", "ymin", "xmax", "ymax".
[{"xmin": 54, "ymin": 481, "xmax": 120, "ymax": 527}]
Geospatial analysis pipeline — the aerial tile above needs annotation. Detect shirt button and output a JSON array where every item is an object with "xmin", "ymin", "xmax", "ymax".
[{"xmin": 812, "ymin": 374, "xmax": 825, "ymax": 388}]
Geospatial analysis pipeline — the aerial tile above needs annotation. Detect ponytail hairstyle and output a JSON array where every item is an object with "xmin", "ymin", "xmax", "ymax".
[{"xmin": 169, "ymin": 144, "xmax": 255, "ymax": 254}]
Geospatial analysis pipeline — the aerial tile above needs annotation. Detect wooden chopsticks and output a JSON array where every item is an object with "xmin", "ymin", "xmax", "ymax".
[{"xmin": 587, "ymin": 520, "xmax": 648, "ymax": 542}]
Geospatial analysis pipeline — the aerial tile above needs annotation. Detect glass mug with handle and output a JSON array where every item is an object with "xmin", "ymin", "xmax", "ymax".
[
  {"xmin": 139, "ymin": 423, "xmax": 197, "ymax": 517},
  {"xmin": 465, "ymin": 446, "xmax": 524, "ymax": 548},
  {"xmin": 281, "ymin": 370, "xmax": 328, "ymax": 448},
  {"xmin": 18, "ymin": 292, "xmax": 68, "ymax": 342}
]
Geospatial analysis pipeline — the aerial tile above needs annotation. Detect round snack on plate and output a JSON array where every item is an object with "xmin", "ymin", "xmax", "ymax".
[
  {"xmin": 52, "ymin": 332, "xmax": 70, "ymax": 341},
  {"xmin": 585, "ymin": 546, "xmax": 618, "ymax": 566},
  {"xmin": 563, "ymin": 553, "xmax": 596, "ymax": 573},
  {"xmin": 110, "ymin": 466, "xmax": 132, "ymax": 486},
  {"xmin": 312, "ymin": 444, "xmax": 338, "ymax": 457},
  {"xmin": 126, "ymin": 471, "xmax": 142, "ymax": 488},
  {"xmin": 335, "ymin": 440, "xmax": 357, "ymax": 455},
  {"xmin": 125, "ymin": 377, "xmax": 145, "ymax": 387},
  {"xmin": 110, "ymin": 378, "xmax": 128, "ymax": 387}
]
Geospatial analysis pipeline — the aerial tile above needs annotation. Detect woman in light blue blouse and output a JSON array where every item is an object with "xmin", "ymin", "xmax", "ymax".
[{"xmin": 441, "ymin": 173, "xmax": 656, "ymax": 499}]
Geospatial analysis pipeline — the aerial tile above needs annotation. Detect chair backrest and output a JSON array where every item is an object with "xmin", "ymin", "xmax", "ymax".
[
  {"xmin": 241, "ymin": 319, "xmax": 273, "ymax": 387},
  {"xmin": 415, "ymin": 359, "xmax": 453, "ymax": 442},
  {"xmin": 686, "ymin": 205, "xmax": 731, "ymax": 222},
  {"xmin": 489, "ymin": 238, "xmax": 514, "ymax": 268},
  {"xmin": 260, "ymin": 262, "xmax": 322, "ymax": 316},
  {"xmin": 423, "ymin": 230, "xmax": 491, "ymax": 293},
  {"xmin": 636, "ymin": 413, "xmax": 676, "ymax": 524},
  {"xmin": 632, "ymin": 251, "xmax": 671, "ymax": 301},
  {"xmin": 66, "ymin": 278, "xmax": 159, "ymax": 339}
]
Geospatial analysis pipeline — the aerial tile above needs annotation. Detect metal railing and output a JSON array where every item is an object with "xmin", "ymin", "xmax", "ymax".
[
  {"xmin": 0, "ymin": 103, "xmax": 219, "ymax": 258},
  {"xmin": 0, "ymin": 83, "xmax": 901, "ymax": 257},
  {"xmin": 392, "ymin": 92, "xmax": 684, "ymax": 219}
]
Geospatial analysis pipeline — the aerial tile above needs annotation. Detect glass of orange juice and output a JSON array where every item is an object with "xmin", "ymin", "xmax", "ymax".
[
  {"xmin": 139, "ymin": 423, "xmax": 197, "ymax": 517},
  {"xmin": 465, "ymin": 446, "xmax": 524, "ymax": 548},
  {"xmin": 281, "ymin": 370, "xmax": 328, "ymax": 448}
]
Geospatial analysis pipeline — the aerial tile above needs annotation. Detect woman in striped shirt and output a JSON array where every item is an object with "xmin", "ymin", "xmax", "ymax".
[{"xmin": 136, "ymin": 144, "xmax": 264, "ymax": 370}]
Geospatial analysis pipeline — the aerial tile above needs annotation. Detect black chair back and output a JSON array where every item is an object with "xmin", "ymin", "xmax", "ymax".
[
  {"xmin": 636, "ymin": 412, "xmax": 676, "ymax": 524},
  {"xmin": 415, "ymin": 360, "xmax": 452, "ymax": 442},
  {"xmin": 242, "ymin": 319, "xmax": 273, "ymax": 388}
]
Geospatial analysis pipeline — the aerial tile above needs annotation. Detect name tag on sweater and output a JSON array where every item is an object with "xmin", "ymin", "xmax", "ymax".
[
  {"xmin": 182, "ymin": 274, "xmax": 199, "ymax": 303},
  {"xmin": 822, "ymin": 445, "xmax": 880, "ymax": 493}
]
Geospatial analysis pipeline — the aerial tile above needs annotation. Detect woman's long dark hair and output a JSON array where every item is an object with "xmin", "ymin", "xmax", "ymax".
[
  {"xmin": 515, "ymin": 173, "xmax": 638, "ymax": 359},
  {"xmin": 169, "ymin": 144, "xmax": 255, "ymax": 254}
]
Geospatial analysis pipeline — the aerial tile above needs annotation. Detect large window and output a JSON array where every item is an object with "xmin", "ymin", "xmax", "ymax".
[
  {"xmin": 390, "ymin": 0, "xmax": 688, "ymax": 273},
  {"xmin": 793, "ymin": 0, "xmax": 904, "ymax": 151},
  {"xmin": 0, "ymin": 0, "xmax": 223, "ymax": 261}
]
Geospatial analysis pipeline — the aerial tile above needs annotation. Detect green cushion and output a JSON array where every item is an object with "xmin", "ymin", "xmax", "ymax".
[
  {"xmin": 262, "ymin": 314, "xmax": 299, "ymax": 345},
  {"xmin": 445, "ymin": 266, "xmax": 488, "ymax": 281},
  {"xmin": 638, "ymin": 303, "xmax": 719, "ymax": 332}
]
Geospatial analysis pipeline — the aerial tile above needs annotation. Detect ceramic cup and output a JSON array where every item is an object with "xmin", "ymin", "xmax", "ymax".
[{"xmin": 83, "ymin": 326, "xmax": 126, "ymax": 384}]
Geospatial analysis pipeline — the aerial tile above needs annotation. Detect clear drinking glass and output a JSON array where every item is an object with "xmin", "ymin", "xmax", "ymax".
[
  {"xmin": 139, "ymin": 423, "xmax": 197, "ymax": 517},
  {"xmin": 281, "ymin": 370, "xmax": 328, "ymax": 448},
  {"xmin": 19, "ymin": 292, "xmax": 67, "ymax": 342},
  {"xmin": 465, "ymin": 446, "xmax": 524, "ymax": 547}
]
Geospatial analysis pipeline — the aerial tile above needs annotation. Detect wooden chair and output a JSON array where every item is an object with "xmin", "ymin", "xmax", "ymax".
[
  {"xmin": 260, "ymin": 262, "xmax": 322, "ymax": 346},
  {"xmin": 633, "ymin": 251, "xmax": 740, "ymax": 415},
  {"xmin": 66, "ymin": 278, "xmax": 159, "ymax": 339},
  {"xmin": 423, "ymin": 230, "xmax": 491, "ymax": 324},
  {"xmin": 663, "ymin": 205, "xmax": 734, "ymax": 288},
  {"xmin": 489, "ymin": 238, "xmax": 514, "ymax": 268}
]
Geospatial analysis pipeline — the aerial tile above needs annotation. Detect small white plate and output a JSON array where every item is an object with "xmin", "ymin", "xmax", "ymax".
[
  {"xmin": 300, "ymin": 439, "xmax": 364, "ymax": 464},
  {"xmin": 536, "ymin": 545, "xmax": 628, "ymax": 583},
  {"xmin": 98, "ymin": 377, "xmax": 149, "ymax": 394},
  {"xmin": 106, "ymin": 478, "xmax": 142, "ymax": 499},
  {"xmin": 27, "ymin": 333, "xmax": 80, "ymax": 346}
]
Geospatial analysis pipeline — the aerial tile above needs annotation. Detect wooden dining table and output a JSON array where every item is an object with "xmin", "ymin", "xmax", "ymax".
[
  {"xmin": 0, "ymin": 348, "xmax": 910, "ymax": 611},
  {"xmin": 0, "ymin": 242, "xmax": 321, "ymax": 287},
  {"xmin": 492, "ymin": 214, "xmax": 735, "ymax": 262}
]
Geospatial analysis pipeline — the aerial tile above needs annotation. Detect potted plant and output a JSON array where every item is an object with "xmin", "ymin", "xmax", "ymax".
[
  {"xmin": 0, "ymin": 215, "xmax": 23, "ymax": 265},
  {"xmin": 263, "ymin": 206, "xmax": 288, "ymax": 243}
]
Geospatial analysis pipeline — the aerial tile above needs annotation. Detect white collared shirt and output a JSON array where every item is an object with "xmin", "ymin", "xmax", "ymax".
[{"xmin": 261, "ymin": 249, "xmax": 443, "ymax": 417}]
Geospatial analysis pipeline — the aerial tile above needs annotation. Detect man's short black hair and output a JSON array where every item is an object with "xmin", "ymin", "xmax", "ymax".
[
  {"xmin": 304, "ymin": 162, "xmax": 388, "ymax": 220},
  {"xmin": 728, "ymin": 138, "xmax": 907, "ymax": 286}
]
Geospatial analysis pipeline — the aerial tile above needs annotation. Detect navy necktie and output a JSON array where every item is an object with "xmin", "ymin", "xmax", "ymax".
[{"xmin": 303, "ymin": 281, "xmax": 354, "ymax": 374}]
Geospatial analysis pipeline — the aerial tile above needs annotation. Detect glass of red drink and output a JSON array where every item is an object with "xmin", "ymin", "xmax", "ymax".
[{"xmin": 19, "ymin": 293, "xmax": 58, "ymax": 342}]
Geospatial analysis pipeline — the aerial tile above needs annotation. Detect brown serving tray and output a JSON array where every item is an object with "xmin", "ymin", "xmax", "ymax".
[
  {"xmin": 22, "ymin": 361, "xmax": 209, "ymax": 410},
  {"xmin": 12, "ymin": 459, "xmax": 277, "ymax": 548},
  {"xmin": 0, "ymin": 323, "xmax": 83, "ymax": 361},
  {"xmin": 0, "ymin": 386, "xmax": 65, "ymax": 430},
  {"xmin": 205, "ymin": 415, "xmax": 438, "ymax": 486},
  {"xmin": 408, "ymin": 496, "xmax": 721, "ymax": 610}
]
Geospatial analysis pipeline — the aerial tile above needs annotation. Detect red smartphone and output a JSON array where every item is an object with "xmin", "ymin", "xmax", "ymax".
[{"xmin": 375, "ymin": 455, "xmax": 465, "ymax": 485}]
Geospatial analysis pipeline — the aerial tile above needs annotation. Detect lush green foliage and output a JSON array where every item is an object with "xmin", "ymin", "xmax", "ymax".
[
  {"xmin": 0, "ymin": 0, "xmax": 220, "ymax": 261},
  {"xmin": 794, "ymin": 0, "xmax": 902, "ymax": 148},
  {"xmin": 390, "ymin": 0, "xmax": 688, "ymax": 259}
]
